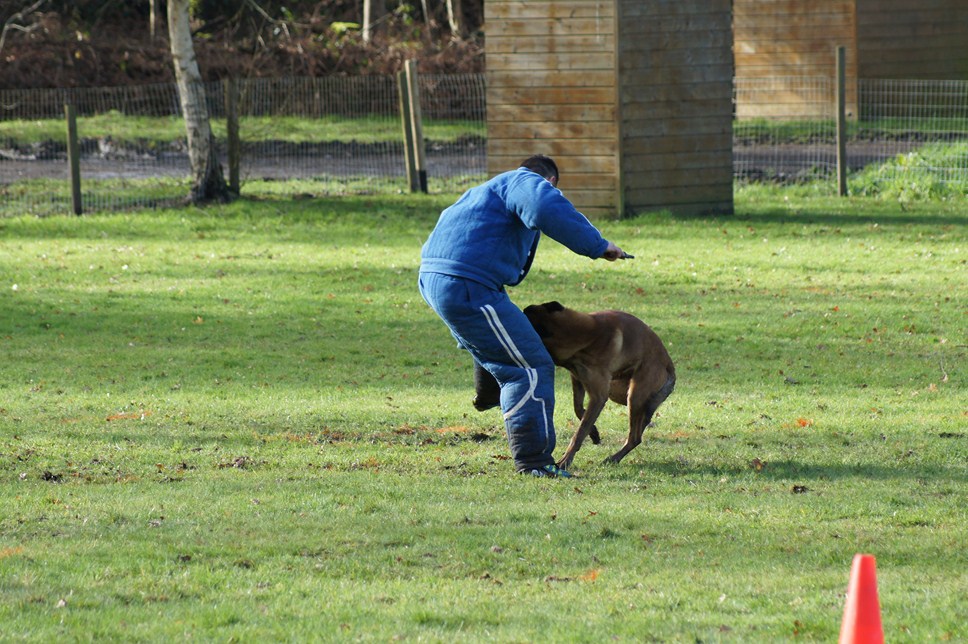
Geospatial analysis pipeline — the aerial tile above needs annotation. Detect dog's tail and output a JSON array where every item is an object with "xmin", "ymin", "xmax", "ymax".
[{"xmin": 650, "ymin": 367, "xmax": 676, "ymax": 409}]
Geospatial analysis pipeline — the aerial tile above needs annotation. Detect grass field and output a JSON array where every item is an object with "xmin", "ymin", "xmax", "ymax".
[
  {"xmin": 0, "ymin": 191, "xmax": 965, "ymax": 641},
  {"xmin": 0, "ymin": 114, "xmax": 484, "ymax": 146}
]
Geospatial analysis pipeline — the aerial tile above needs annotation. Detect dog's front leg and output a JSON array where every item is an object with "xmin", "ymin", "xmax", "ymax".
[
  {"xmin": 570, "ymin": 375, "xmax": 601, "ymax": 445},
  {"xmin": 557, "ymin": 388, "xmax": 608, "ymax": 469}
]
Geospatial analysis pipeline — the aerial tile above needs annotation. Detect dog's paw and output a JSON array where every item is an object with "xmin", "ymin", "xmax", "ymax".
[{"xmin": 602, "ymin": 452, "xmax": 625, "ymax": 465}]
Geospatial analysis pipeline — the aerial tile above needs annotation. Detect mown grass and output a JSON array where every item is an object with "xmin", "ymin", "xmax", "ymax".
[
  {"xmin": 0, "ymin": 113, "xmax": 483, "ymax": 146},
  {"xmin": 8, "ymin": 112, "xmax": 962, "ymax": 147},
  {"xmin": 734, "ymin": 117, "xmax": 968, "ymax": 144},
  {"xmin": 0, "ymin": 191, "xmax": 965, "ymax": 641}
]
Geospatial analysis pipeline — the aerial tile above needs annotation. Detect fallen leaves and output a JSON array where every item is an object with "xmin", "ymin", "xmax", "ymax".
[
  {"xmin": 579, "ymin": 568, "xmax": 600, "ymax": 582},
  {"xmin": 349, "ymin": 457, "xmax": 380, "ymax": 471},
  {"xmin": 217, "ymin": 456, "xmax": 252, "ymax": 469},
  {"xmin": 106, "ymin": 410, "xmax": 152, "ymax": 422},
  {"xmin": 544, "ymin": 569, "xmax": 601, "ymax": 584},
  {"xmin": 0, "ymin": 546, "xmax": 24, "ymax": 560},
  {"xmin": 435, "ymin": 425, "xmax": 470, "ymax": 434}
]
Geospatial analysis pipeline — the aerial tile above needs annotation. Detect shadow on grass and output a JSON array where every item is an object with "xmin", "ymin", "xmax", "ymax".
[
  {"xmin": 0, "ymin": 194, "xmax": 446, "ymax": 241},
  {"xmin": 636, "ymin": 456, "xmax": 966, "ymax": 483},
  {"xmin": 732, "ymin": 210, "xmax": 966, "ymax": 228},
  {"xmin": 695, "ymin": 196, "xmax": 968, "ymax": 228}
]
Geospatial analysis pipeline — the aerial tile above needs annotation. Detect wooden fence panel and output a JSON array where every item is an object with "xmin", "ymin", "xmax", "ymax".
[
  {"xmin": 487, "ymin": 0, "xmax": 733, "ymax": 217},
  {"xmin": 486, "ymin": 0, "xmax": 619, "ymax": 215}
]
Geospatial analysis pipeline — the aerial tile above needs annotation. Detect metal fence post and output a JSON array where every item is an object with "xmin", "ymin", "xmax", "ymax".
[
  {"xmin": 225, "ymin": 78, "xmax": 241, "ymax": 195},
  {"xmin": 65, "ymin": 103, "xmax": 83, "ymax": 215},
  {"xmin": 836, "ymin": 46, "xmax": 848, "ymax": 196}
]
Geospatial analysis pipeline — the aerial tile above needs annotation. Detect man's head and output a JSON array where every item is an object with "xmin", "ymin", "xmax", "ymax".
[{"xmin": 520, "ymin": 155, "xmax": 559, "ymax": 188}]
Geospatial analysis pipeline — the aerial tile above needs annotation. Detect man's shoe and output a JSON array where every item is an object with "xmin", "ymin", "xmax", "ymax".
[{"xmin": 524, "ymin": 464, "xmax": 574, "ymax": 478}]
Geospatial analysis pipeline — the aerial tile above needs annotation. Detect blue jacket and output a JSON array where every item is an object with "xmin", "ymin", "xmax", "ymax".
[{"xmin": 419, "ymin": 168, "xmax": 609, "ymax": 290}]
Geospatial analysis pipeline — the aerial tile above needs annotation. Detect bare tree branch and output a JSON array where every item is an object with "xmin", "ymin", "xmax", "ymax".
[{"xmin": 0, "ymin": 0, "xmax": 48, "ymax": 55}]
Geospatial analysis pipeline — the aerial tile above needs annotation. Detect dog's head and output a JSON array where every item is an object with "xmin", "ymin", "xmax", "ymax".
[{"xmin": 523, "ymin": 301, "xmax": 567, "ymax": 339}]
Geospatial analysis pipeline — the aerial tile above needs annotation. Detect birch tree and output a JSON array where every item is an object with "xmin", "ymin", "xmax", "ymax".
[
  {"xmin": 362, "ymin": 0, "xmax": 386, "ymax": 43},
  {"xmin": 168, "ymin": 0, "xmax": 229, "ymax": 203},
  {"xmin": 446, "ymin": 0, "xmax": 464, "ymax": 39}
]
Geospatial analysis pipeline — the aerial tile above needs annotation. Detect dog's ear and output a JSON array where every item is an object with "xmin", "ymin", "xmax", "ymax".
[{"xmin": 542, "ymin": 301, "xmax": 565, "ymax": 313}]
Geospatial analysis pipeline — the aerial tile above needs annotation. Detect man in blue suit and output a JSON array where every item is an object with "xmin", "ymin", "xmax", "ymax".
[{"xmin": 419, "ymin": 155, "xmax": 626, "ymax": 477}]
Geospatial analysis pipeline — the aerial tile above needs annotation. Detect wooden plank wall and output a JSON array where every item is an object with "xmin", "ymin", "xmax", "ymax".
[
  {"xmin": 856, "ymin": 0, "xmax": 968, "ymax": 79},
  {"xmin": 733, "ymin": 0, "xmax": 859, "ymax": 119},
  {"xmin": 486, "ymin": 0, "xmax": 619, "ymax": 218},
  {"xmin": 617, "ymin": 0, "xmax": 734, "ymax": 216}
]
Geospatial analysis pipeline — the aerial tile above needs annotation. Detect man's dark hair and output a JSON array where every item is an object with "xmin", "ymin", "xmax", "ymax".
[{"xmin": 520, "ymin": 155, "xmax": 559, "ymax": 182}]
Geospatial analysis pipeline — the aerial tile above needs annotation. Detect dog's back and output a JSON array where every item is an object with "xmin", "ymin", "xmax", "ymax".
[{"xmin": 589, "ymin": 310, "xmax": 674, "ymax": 374}]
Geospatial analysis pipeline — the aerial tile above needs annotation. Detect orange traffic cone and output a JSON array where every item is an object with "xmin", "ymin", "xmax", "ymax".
[{"xmin": 839, "ymin": 554, "xmax": 884, "ymax": 644}]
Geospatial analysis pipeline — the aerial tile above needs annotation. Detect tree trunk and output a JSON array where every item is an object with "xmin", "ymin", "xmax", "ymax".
[
  {"xmin": 149, "ymin": 0, "xmax": 157, "ymax": 41},
  {"xmin": 446, "ymin": 0, "xmax": 464, "ymax": 38},
  {"xmin": 420, "ymin": 0, "xmax": 431, "ymax": 31},
  {"xmin": 167, "ymin": 0, "xmax": 229, "ymax": 204},
  {"xmin": 362, "ymin": 0, "xmax": 386, "ymax": 44}
]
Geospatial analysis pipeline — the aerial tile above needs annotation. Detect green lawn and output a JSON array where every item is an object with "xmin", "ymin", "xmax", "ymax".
[
  {"xmin": 0, "ymin": 113, "xmax": 484, "ymax": 146},
  {"xmin": 0, "ymin": 192, "xmax": 965, "ymax": 641}
]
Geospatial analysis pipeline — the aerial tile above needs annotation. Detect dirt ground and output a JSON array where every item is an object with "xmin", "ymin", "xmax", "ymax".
[
  {"xmin": 2, "ymin": 137, "xmax": 916, "ymax": 186},
  {"xmin": 0, "ymin": 138, "xmax": 486, "ymax": 182}
]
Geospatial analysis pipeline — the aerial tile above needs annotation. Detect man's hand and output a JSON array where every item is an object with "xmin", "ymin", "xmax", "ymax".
[{"xmin": 601, "ymin": 242, "xmax": 627, "ymax": 261}]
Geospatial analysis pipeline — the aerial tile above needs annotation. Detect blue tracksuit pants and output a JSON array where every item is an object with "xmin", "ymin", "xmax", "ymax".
[{"xmin": 418, "ymin": 272, "xmax": 556, "ymax": 472}]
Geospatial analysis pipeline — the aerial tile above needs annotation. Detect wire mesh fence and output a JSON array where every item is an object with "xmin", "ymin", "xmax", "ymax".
[
  {"xmin": 1, "ymin": 73, "xmax": 965, "ymax": 216},
  {"xmin": 733, "ymin": 76, "xmax": 968, "ymax": 191},
  {"xmin": 733, "ymin": 76, "xmax": 838, "ymax": 183},
  {"xmin": 855, "ymin": 79, "xmax": 968, "ymax": 188},
  {"xmin": 0, "ymin": 74, "xmax": 488, "ymax": 216}
]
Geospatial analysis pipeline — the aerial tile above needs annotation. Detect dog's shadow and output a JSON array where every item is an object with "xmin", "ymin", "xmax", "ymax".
[{"xmin": 599, "ymin": 456, "xmax": 965, "ymax": 484}]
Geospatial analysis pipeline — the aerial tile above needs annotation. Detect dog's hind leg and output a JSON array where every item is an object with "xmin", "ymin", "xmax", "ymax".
[
  {"xmin": 570, "ymin": 375, "xmax": 600, "ymax": 445},
  {"xmin": 605, "ymin": 372, "xmax": 675, "ymax": 465}
]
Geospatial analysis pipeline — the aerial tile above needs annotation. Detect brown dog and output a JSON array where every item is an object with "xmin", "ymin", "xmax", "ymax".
[{"xmin": 523, "ymin": 301, "xmax": 675, "ymax": 468}]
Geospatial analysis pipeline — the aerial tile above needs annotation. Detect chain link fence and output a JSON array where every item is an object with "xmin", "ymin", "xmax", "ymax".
[
  {"xmin": 1, "ymin": 73, "xmax": 966, "ymax": 216},
  {"xmin": 733, "ymin": 77, "xmax": 838, "ymax": 182},
  {"xmin": 0, "ymin": 74, "xmax": 487, "ymax": 216},
  {"xmin": 734, "ymin": 76, "xmax": 968, "ymax": 190},
  {"xmin": 855, "ymin": 79, "xmax": 968, "ymax": 189}
]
